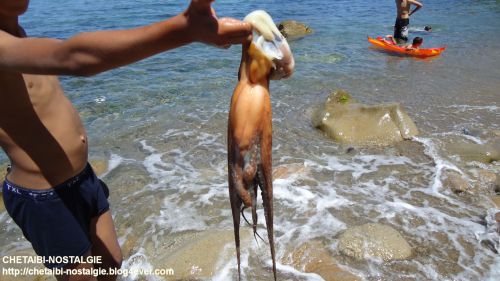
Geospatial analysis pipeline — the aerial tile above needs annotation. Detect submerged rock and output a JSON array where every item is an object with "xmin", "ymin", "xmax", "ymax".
[
  {"xmin": 277, "ymin": 20, "xmax": 313, "ymax": 41},
  {"xmin": 491, "ymin": 196, "xmax": 500, "ymax": 208},
  {"xmin": 282, "ymin": 240, "xmax": 360, "ymax": 281},
  {"xmin": 157, "ymin": 229, "xmax": 251, "ymax": 279},
  {"xmin": 477, "ymin": 169, "xmax": 497, "ymax": 186},
  {"xmin": 89, "ymin": 158, "xmax": 108, "ymax": 176},
  {"xmin": 442, "ymin": 171, "xmax": 471, "ymax": 194},
  {"xmin": 272, "ymin": 163, "xmax": 310, "ymax": 180},
  {"xmin": 313, "ymin": 90, "xmax": 419, "ymax": 146},
  {"xmin": 445, "ymin": 142, "xmax": 500, "ymax": 164},
  {"xmin": 338, "ymin": 223, "xmax": 412, "ymax": 261}
]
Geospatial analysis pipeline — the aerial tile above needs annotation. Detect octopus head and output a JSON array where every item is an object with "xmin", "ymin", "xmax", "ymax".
[{"xmin": 244, "ymin": 10, "xmax": 295, "ymax": 81}]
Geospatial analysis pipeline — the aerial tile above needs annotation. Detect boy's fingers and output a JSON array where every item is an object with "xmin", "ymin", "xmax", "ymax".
[
  {"xmin": 218, "ymin": 17, "xmax": 252, "ymax": 40},
  {"xmin": 219, "ymin": 18, "xmax": 252, "ymax": 36}
]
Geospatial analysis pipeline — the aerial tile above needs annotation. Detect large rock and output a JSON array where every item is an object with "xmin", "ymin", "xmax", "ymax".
[
  {"xmin": 313, "ymin": 90, "xmax": 419, "ymax": 146},
  {"xmin": 277, "ymin": 20, "xmax": 313, "ymax": 41},
  {"xmin": 282, "ymin": 240, "xmax": 360, "ymax": 281},
  {"xmin": 445, "ymin": 142, "xmax": 500, "ymax": 164},
  {"xmin": 338, "ymin": 223, "xmax": 412, "ymax": 261},
  {"xmin": 152, "ymin": 229, "xmax": 251, "ymax": 280}
]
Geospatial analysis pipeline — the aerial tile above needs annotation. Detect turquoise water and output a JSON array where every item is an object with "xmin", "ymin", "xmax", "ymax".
[
  {"xmin": 15, "ymin": 0, "xmax": 500, "ymax": 130},
  {"xmin": 1, "ymin": 1, "xmax": 500, "ymax": 280}
]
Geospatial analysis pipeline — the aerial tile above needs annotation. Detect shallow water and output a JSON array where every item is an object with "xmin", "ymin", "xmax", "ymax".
[{"xmin": 1, "ymin": 0, "xmax": 500, "ymax": 280}]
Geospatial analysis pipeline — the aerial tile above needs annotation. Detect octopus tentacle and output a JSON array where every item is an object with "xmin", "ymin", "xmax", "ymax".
[
  {"xmin": 258, "ymin": 164, "xmax": 277, "ymax": 281},
  {"xmin": 241, "ymin": 202, "xmax": 266, "ymax": 243},
  {"xmin": 232, "ymin": 163, "xmax": 252, "ymax": 207},
  {"xmin": 251, "ymin": 177, "xmax": 267, "ymax": 244},
  {"xmin": 240, "ymin": 205, "xmax": 251, "ymax": 226},
  {"xmin": 228, "ymin": 180, "xmax": 243, "ymax": 280}
]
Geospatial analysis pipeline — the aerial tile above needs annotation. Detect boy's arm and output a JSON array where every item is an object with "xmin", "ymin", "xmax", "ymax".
[
  {"xmin": 409, "ymin": 0, "xmax": 423, "ymax": 16},
  {"xmin": 0, "ymin": 0, "xmax": 251, "ymax": 76}
]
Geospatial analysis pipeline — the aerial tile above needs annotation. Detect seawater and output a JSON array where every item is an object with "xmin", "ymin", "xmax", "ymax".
[{"xmin": 1, "ymin": 0, "xmax": 499, "ymax": 280}]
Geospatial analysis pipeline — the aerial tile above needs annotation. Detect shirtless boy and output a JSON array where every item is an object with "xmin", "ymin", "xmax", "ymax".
[
  {"xmin": 394, "ymin": 0, "xmax": 423, "ymax": 44},
  {"xmin": 0, "ymin": 0, "xmax": 250, "ymax": 280}
]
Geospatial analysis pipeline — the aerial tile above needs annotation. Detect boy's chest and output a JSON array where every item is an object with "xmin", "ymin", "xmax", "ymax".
[{"xmin": 0, "ymin": 72, "xmax": 62, "ymax": 109}]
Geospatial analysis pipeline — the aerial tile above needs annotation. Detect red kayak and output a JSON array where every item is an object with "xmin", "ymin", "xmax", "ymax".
[{"xmin": 368, "ymin": 36, "xmax": 446, "ymax": 58}]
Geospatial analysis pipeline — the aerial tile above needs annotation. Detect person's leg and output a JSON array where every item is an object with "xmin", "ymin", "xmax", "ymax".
[
  {"xmin": 393, "ymin": 18, "xmax": 399, "ymax": 38},
  {"xmin": 90, "ymin": 210, "xmax": 122, "ymax": 281},
  {"xmin": 394, "ymin": 18, "xmax": 409, "ymax": 45},
  {"xmin": 55, "ymin": 250, "xmax": 97, "ymax": 281}
]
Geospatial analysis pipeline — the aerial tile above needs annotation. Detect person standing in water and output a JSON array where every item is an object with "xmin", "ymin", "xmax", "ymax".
[
  {"xmin": 394, "ymin": 0, "xmax": 423, "ymax": 44},
  {"xmin": 0, "ymin": 0, "xmax": 251, "ymax": 280}
]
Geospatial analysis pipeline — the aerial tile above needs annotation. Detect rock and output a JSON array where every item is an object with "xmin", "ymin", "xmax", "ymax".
[
  {"xmin": 159, "ymin": 229, "xmax": 251, "ymax": 279},
  {"xmin": 338, "ymin": 223, "xmax": 412, "ymax": 261},
  {"xmin": 89, "ymin": 159, "xmax": 108, "ymax": 176},
  {"xmin": 121, "ymin": 233, "xmax": 139, "ymax": 257},
  {"xmin": 277, "ymin": 20, "xmax": 313, "ymax": 41},
  {"xmin": 445, "ymin": 142, "xmax": 500, "ymax": 164},
  {"xmin": 282, "ymin": 240, "xmax": 361, "ymax": 281},
  {"xmin": 442, "ymin": 171, "xmax": 471, "ymax": 194},
  {"xmin": 476, "ymin": 169, "xmax": 498, "ymax": 192},
  {"xmin": 491, "ymin": 196, "xmax": 500, "ymax": 208},
  {"xmin": 477, "ymin": 169, "xmax": 497, "ymax": 185},
  {"xmin": 461, "ymin": 127, "xmax": 481, "ymax": 137},
  {"xmin": 272, "ymin": 163, "xmax": 310, "ymax": 180},
  {"xmin": 313, "ymin": 90, "xmax": 419, "ymax": 146}
]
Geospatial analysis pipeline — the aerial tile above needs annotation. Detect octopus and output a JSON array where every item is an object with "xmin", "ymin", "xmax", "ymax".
[{"xmin": 227, "ymin": 10, "xmax": 294, "ymax": 281}]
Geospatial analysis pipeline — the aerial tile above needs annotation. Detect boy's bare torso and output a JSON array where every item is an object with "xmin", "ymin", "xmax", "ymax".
[
  {"xmin": 395, "ymin": 0, "xmax": 411, "ymax": 19},
  {"xmin": 0, "ymin": 70, "xmax": 88, "ymax": 189}
]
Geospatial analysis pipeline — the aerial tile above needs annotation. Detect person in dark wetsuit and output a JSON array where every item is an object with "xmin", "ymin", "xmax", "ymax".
[{"xmin": 394, "ymin": 0, "xmax": 423, "ymax": 44}]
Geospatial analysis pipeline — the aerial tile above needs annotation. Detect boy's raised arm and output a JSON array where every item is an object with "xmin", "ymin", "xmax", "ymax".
[
  {"xmin": 409, "ymin": 0, "xmax": 423, "ymax": 16},
  {"xmin": 0, "ymin": 0, "xmax": 251, "ymax": 76}
]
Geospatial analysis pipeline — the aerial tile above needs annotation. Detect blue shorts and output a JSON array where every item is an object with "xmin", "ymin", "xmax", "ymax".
[{"xmin": 2, "ymin": 164, "xmax": 110, "ymax": 268}]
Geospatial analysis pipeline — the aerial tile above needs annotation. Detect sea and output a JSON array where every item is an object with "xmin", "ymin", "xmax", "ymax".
[{"xmin": 1, "ymin": 0, "xmax": 499, "ymax": 280}]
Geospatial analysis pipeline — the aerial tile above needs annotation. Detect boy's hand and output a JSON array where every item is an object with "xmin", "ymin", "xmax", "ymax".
[{"xmin": 184, "ymin": 0, "xmax": 252, "ymax": 48}]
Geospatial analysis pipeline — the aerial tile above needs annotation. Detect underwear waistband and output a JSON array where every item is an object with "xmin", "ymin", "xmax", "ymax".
[{"xmin": 2, "ymin": 164, "xmax": 94, "ymax": 200}]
